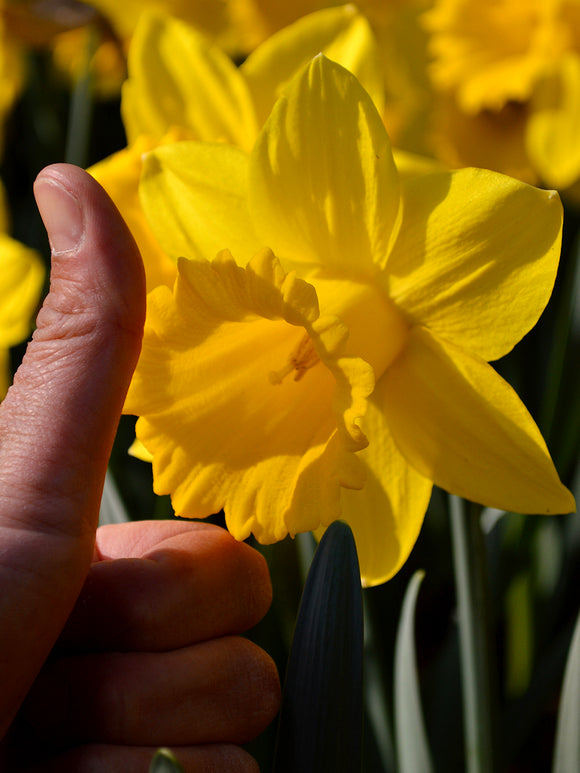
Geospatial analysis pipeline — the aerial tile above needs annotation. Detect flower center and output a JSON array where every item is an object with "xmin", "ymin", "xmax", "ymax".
[
  {"xmin": 313, "ymin": 277, "xmax": 409, "ymax": 379},
  {"xmin": 269, "ymin": 333, "xmax": 320, "ymax": 385}
]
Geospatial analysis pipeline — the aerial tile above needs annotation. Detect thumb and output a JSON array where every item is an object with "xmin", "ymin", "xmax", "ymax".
[{"xmin": 0, "ymin": 164, "xmax": 145, "ymax": 734}]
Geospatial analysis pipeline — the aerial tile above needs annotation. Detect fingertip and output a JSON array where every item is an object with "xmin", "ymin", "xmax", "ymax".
[
  {"xmin": 34, "ymin": 172, "xmax": 84, "ymax": 256},
  {"xmin": 243, "ymin": 540, "xmax": 274, "ymax": 624},
  {"xmin": 195, "ymin": 527, "xmax": 274, "ymax": 624},
  {"xmin": 34, "ymin": 163, "xmax": 146, "ymax": 333}
]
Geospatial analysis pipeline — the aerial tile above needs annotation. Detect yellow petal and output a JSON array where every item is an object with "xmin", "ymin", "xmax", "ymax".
[
  {"xmin": 140, "ymin": 141, "xmax": 261, "ymax": 264},
  {"xmin": 241, "ymin": 4, "xmax": 384, "ymax": 126},
  {"xmin": 0, "ymin": 348, "xmax": 10, "ymax": 400},
  {"xmin": 387, "ymin": 167, "xmax": 563, "ymax": 361},
  {"xmin": 0, "ymin": 20, "xmax": 25, "ymax": 141},
  {"xmin": 90, "ymin": 139, "xmax": 177, "ymax": 291},
  {"xmin": 249, "ymin": 55, "xmax": 401, "ymax": 277},
  {"xmin": 225, "ymin": 0, "xmax": 331, "ymax": 53},
  {"xmin": 89, "ymin": 0, "xmax": 234, "ymax": 44},
  {"xmin": 339, "ymin": 376, "xmax": 433, "ymax": 587},
  {"xmin": 122, "ymin": 10, "xmax": 257, "ymax": 150},
  {"xmin": 125, "ymin": 248, "xmax": 375, "ymax": 543},
  {"xmin": 0, "ymin": 234, "xmax": 45, "ymax": 348},
  {"xmin": 527, "ymin": 54, "xmax": 580, "ymax": 189},
  {"xmin": 381, "ymin": 326, "xmax": 575, "ymax": 515},
  {"xmin": 392, "ymin": 149, "xmax": 447, "ymax": 179},
  {"xmin": 128, "ymin": 437, "xmax": 153, "ymax": 463}
]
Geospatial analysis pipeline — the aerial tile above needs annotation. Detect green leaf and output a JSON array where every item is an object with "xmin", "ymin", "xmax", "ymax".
[
  {"xmin": 505, "ymin": 572, "xmax": 533, "ymax": 697},
  {"xmin": 394, "ymin": 570, "xmax": 434, "ymax": 773},
  {"xmin": 449, "ymin": 495, "xmax": 498, "ymax": 773},
  {"xmin": 98, "ymin": 469, "xmax": 130, "ymax": 525},
  {"xmin": 553, "ymin": 607, "xmax": 580, "ymax": 773},
  {"xmin": 149, "ymin": 748, "xmax": 185, "ymax": 773},
  {"xmin": 273, "ymin": 521, "xmax": 364, "ymax": 773}
]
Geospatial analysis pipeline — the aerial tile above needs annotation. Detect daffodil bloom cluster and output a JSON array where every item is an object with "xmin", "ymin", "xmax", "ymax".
[
  {"xmin": 90, "ymin": 5, "xmax": 383, "ymax": 288},
  {"xmin": 0, "ymin": 182, "xmax": 45, "ymax": 399},
  {"xmin": 424, "ymin": 0, "xmax": 580, "ymax": 190},
  {"xmin": 124, "ymin": 56, "xmax": 574, "ymax": 586}
]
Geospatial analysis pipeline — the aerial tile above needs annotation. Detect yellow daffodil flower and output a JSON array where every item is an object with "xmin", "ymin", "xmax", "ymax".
[
  {"xmin": 0, "ymin": 6, "xmax": 25, "ymax": 149},
  {"xmin": 51, "ymin": 25, "xmax": 128, "ymax": 100},
  {"xmin": 86, "ymin": 0, "xmax": 346, "ymax": 59},
  {"xmin": 124, "ymin": 56, "xmax": 574, "ymax": 586},
  {"xmin": 0, "ymin": 182, "xmax": 45, "ymax": 398},
  {"xmin": 355, "ymin": 0, "xmax": 434, "ymax": 155},
  {"xmin": 91, "ymin": 5, "xmax": 382, "ymax": 290},
  {"xmin": 83, "ymin": 0, "xmax": 230, "ymax": 46},
  {"xmin": 224, "ymin": 0, "xmax": 334, "ymax": 54},
  {"xmin": 89, "ymin": 0, "xmax": 340, "ymax": 57},
  {"xmin": 424, "ymin": 0, "xmax": 580, "ymax": 190}
]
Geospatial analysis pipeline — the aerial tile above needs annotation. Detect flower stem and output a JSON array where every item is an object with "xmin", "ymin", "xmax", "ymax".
[
  {"xmin": 449, "ymin": 495, "xmax": 498, "ymax": 773},
  {"xmin": 65, "ymin": 26, "xmax": 97, "ymax": 167}
]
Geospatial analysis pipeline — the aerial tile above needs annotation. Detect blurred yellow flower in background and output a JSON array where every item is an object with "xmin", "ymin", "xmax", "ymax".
[
  {"xmin": 0, "ymin": 181, "xmax": 45, "ymax": 399},
  {"xmin": 87, "ymin": 0, "xmax": 332, "ymax": 57},
  {"xmin": 424, "ymin": 0, "xmax": 580, "ymax": 190},
  {"xmin": 356, "ymin": 0, "xmax": 434, "ymax": 155},
  {"xmin": 1, "ymin": 0, "xmax": 127, "ymax": 99},
  {"xmin": 124, "ymin": 57, "xmax": 574, "ymax": 586},
  {"xmin": 86, "ymin": 0, "xmax": 231, "ymax": 47},
  {"xmin": 0, "ymin": 4, "xmax": 26, "ymax": 150}
]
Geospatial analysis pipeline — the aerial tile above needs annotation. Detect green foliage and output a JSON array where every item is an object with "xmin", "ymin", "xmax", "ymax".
[
  {"xmin": 553, "ymin": 608, "xmax": 580, "ymax": 773},
  {"xmin": 394, "ymin": 570, "xmax": 434, "ymax": 773}
]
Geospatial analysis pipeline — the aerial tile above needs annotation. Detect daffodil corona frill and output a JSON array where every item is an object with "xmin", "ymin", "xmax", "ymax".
[{"xmin": 125, "ymin": 56, "xmax": 575, "ymax": 586}]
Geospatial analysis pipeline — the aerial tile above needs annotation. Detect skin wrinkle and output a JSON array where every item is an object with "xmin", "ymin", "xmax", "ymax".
[
  {"xmin": 0, "ymin": 312, "xmax": 136, "ymax": 540},
  {"xmin": 33, "ymin": 283, "xmax": 145, "ymax": 342},
  {"xmin": 31, "ymin": 292, "xmax": 141, "ymax": 364},
  {"xmin": 0, "ymin": 439, "xmax": 105, "ymax": 540}
]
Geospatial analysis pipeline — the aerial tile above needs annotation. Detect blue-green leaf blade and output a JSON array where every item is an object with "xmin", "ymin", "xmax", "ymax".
[
  {"xmin": 394, "ymin": 570, "xmax": 434, "ymax": 773},
  {"xmin": 273, "ymin": 521, "xmax": 364, "ymax": 773},
  {"xmin": 553, "ymin": 607, "xmax": 580, "ymax": 773}
]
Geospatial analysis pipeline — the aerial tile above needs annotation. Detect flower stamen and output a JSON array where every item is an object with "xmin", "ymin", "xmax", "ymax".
[{"xmin": 269, "ymin": 332, "xmax": 320, "ymax": 385}]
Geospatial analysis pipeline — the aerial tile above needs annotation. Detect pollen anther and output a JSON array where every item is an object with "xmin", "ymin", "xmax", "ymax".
[{"xmin": 269, "ymin": 333, "xmax": 320, "ymax": 385}]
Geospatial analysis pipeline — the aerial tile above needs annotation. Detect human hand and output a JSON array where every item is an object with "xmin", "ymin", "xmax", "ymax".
[{"xmin": 0, "ymin": 165, "xmax": 280, "ymax": 771}]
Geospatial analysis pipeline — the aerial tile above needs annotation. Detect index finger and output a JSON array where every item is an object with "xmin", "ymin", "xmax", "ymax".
[{"xmin": 59, "ymin": 521, "xmax": 273, "ymax": 652}]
